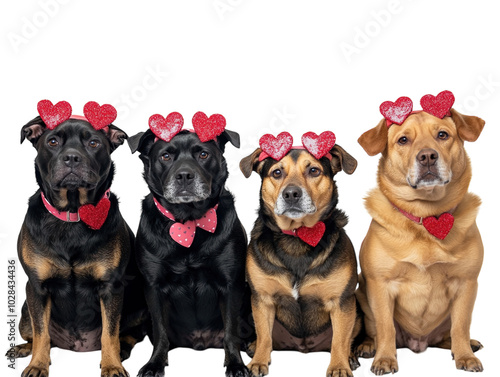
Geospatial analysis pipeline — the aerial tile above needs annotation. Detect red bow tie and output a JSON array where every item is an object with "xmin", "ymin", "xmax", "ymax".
[
  {"xmin": 393, "ymin": 204, "xmax": 455, "ymax": 240},
  {"xmin": 153, "ymin": 198, "xmax": 218, "ymax": 248},
  {"xmin": 41, "ymin": 190, "xmax": 111, "ymax": 230},
  {"xmin": 281, "ymin": 221, "xmax": 326, "ymax": 247}
]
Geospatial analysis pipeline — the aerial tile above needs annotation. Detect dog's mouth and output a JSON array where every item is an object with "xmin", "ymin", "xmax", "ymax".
[
  {"xmin": 407, "ymin": 170, "xmax": 450, "ymax": 189},
  {"xmin": 164, "ymin": 186, "xmax": 211, "ymax": 204},
  {"xmin": 53, "ymin": 171, "xmax": 97, "ymax": 190}
]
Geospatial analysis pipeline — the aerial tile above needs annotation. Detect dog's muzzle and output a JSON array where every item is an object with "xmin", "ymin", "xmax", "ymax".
[{"xmin": 274, "ymin": 185, "xmax": 316, "ymax": 218}]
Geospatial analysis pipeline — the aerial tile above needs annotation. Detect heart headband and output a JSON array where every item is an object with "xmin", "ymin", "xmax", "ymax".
[
  {"xmin": 380, "ymin": 90, "xmax": 455, "ymax": 127},
  {"xmin": 258, "ymin": 131, "xmax": 335, "ymax": 161},
  {"xmin": 37, "ymin": 100, "xmax": 117, "ymax": 130},
  {"xmin": 149, "ymin": 111, "xmax": 226, "ymax": 143}
]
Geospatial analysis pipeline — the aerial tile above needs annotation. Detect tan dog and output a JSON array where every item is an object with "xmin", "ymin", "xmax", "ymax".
[{"xmin": 356, "ymin": 109, "xmax": 485, "ymax": 374}]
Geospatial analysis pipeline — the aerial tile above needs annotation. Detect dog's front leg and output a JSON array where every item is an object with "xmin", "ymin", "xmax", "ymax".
[
  {"xmin": 220, "ymin": 286, "xmax": 250, "ymax": 377},
  {"xmin": 100, "ymin": 288, "xmax": 128, "ymax": 377},
  {"xmin": 450, "ymin": 279, "xmax": 483, "ymax": 372},
  {"xmin": 247, "ymin": 296, "xmax": 275, "ymax": 377},
  {"xmin": 327, "ymin": 295, "xmax": 356, "ymax": 377},
  {"xmin": 22, "ymin": 282, "xmax": 51, "ymax": 377},
  {"xmin": 366, "ymin": 277, "xmax": 398, "ymax": 375},
  {"xmin": 137, "ymin": 288, "xmax": 170, "ymax": 377}
]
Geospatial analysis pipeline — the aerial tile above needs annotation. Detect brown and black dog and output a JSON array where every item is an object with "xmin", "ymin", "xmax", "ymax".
[
  {"xmin": 240, "ymin": 144, "xmax": 361, "ymax": 377},
  {"xmin": 9, "ymin": 115, "xmax": 148, "ymax": 377},
  {"xmin": 356, "ymin": 109, "xmax": 485, "ymax": 374}
]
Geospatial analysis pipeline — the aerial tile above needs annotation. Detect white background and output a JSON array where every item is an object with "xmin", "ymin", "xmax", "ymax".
[{"xmin": 1, "ymin": 1, "xmax": 499, "ymax": 376}]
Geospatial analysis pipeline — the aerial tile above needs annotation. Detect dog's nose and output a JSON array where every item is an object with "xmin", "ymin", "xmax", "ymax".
[
  {"xmin": 417, "ymin": 148, "xmax": 439, "ymax": 167},
  {"xmin": 282, "ymin": 185, "xmax": 302, "ymax": 204},
  {"xmin": 175, "ymin": 168, "xmax": 195, "ymax": 185},
  {"xmin": 62, "ymin": 151, "xmax": 82, "ymax": 167}
]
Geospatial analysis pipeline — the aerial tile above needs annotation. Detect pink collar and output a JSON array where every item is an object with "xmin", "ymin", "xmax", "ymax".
[
  {"xmin": 41, "ymin": 189, "xmax": 111, "ymax": 230},
  {"xmin": 153, "ymin": 197, "xmax": 218, "ymax": 248},
  {"xmin": 393, "ymin": 203, "xmax": 456, "ymax": 240}
]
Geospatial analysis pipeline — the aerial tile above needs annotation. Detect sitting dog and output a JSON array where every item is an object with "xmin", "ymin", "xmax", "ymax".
[
  {"xmin": 128, "ymin": 112, "xmax": 253, "ymax": 377},
  {"xmin": 356, "ymin": 91, "xmax": 485, "ymax": 374},
  {"xmin": 240, "ymin": 131, "xmax": 361, "ymax": 377},
  {"xmin": 10, "ymin": 101, "xmax": 148, "ymax": 377}
]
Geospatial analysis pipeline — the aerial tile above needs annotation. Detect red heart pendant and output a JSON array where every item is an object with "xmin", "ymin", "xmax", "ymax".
[
  {"xmin": 83, "ymin": 101, "xmax": 117, "ymax": 130},
  {"xmin": 78, "ymin": 197, "xmax": 111, "ymax": 230},
  {"xmin": 422, "ymin": 213, "xmax": 454, "ymax": 240},
  {"xmin": 192, "ymin": 112, "xmax": 226, "ymax": 142},
  {"xmin": 301, "ymin": 131, "xmax": 336, "ymax": 160},
  {"xmin": 296, "ymin": 221, "xmax": 326, "ymax": 247},
  {"xmin": 169, "ymin": 220, "xmax": 196, "ymax": 248},
  {"xmin": 420, "ymin": 90, "xmax": 455, "ymax": 119},
  {"xmin": 149, "ymin": 112, "xmax": 184, "ymax": 142},
  {"xmin": 37, "ymin": 100, "xmax": 72, "ymax": 129},
  {"xmin": 259, "ymin": 132, "xmax": 293, "ymax": 161},
  {"xmin": 380, "ymin": 96, "xmax": 413, "ymax": 125}
]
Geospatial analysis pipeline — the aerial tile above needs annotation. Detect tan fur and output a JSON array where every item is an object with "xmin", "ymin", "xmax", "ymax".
[
  {"xmin": 356, "ymin": 110, "xmax": 485, "ymax": 373},
  {"xmin": 99, "ymin": 299, "xmax": 126, "ymax": 377}
]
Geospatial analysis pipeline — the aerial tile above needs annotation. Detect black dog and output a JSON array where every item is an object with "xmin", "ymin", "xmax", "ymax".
[
  {"xmin": 129, "ymin": 128, "xmax": 253, "ymax": 377},
  {"xmin": 10, "ymin": 116, "xmax": 148, "ymax": 377}
]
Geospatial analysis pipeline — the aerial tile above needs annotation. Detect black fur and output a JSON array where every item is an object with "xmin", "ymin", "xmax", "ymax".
[{"xmin": 129, "ymin": 129, "xmax": 254, "ymax": 377}]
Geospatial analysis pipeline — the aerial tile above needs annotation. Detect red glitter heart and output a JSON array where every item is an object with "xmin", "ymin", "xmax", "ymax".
[
  {"xmin": 37, "ymin": 100, "xmax": 72, "ymax": 130},
  {"xmin": 301, "ymin": 131, "xmax": 336, "ymax": 160},
  {"xmin": 192, "ymin": 112, "xmax": 226, "ymax": 142},
  {"xmin": 420, "ymin": 90, "xmax": 455, "ymax": 119},
  {"xmin": 149, "ymin": 112, "xmax": 184, "ymax": 142},
  {"xmin": 296, "ymin": 221, "xmax": 326, "ymax": 247},
  {"xmin": 83, "ymin": 101, "xmax": 117, "ymax": 130},
  {"xmin": 78, "ymin": 197, "xmax": 111, "ymax": 230},
  {"xmin": 259, "ymin": 132, "xmax": 293, "ymax": 161},
  {"xmin": 380, "ymin": 96, "xmax": 413, "ymax": 125},
  {"xmin": 422, "ymin": 213, "xmax": 454, "ymax": 240}
]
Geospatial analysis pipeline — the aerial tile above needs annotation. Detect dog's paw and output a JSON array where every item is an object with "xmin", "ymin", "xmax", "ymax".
[
  {"xmin": 247, "ymin": 361, "xmax": 269, "ymax": 377},
  {"xmin": 349, "ymin": 353, "xmax": 360, "ymax": 371},
  {"xmin": 226, "ymin": 363, "xmax": 250, "ymax": 377},
  {"xmin": 22, "ymin": 364, "xmax": 49, "ymax": 377},
  {"xmin": 137, "ymin": 362, "xmax": 165, "ymax": 377},
  {"xmin": 6, "ymin": 343, "xmax": 32, "ymax": 358},
  {"xmin": 326, "ymin": 364, "xmax": 353, "ymax": 377},
  {"xmin": 101, "ymin": 364, "xmax": 129, "ymax": 377},
  {"xmin": 355, "ymin": 339, "xmax": 376, "ymax": 359},
  {"xmin": 370, "ymin": 357, "xmax": 398, "ymax": 375},
  {"xmin": 470, "ymin": 339, "xmax": 483, "ymax": 353},
  {"xmin": 455, "ymin": 355, "xmax": 483, "ymax": 372},
  {"xmin": 245, "ymin": 341, "xmax": 256, "ymax": 358}
]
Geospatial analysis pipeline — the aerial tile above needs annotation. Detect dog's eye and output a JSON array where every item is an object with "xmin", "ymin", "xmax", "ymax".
[
  {"xmin": 161, "ymin": 153, "xmax": 171, "ymax": 161},
  {"xmin": 398, "ymin": 136, "xmax": 409, "ymax": 145},
  {"xmin": 47, "ymin": 138, "xmax": 59, "ymax": 147},
  {"xmin": 88, "ymin": 140, "xmax": 100, "ymax": 148},
  {"xmin": 271, "ymin": 169, "xmax": 282, "ymax": 179},
  {"xmin": 438, "ymin": 131, "xmax": 449, "ymax": 140},
  {"xmin": 309, "ymin": 167, "xmax": 321, "ymax": 177},
  {"xmin": 199, "ymin": 151, "xmax": 209, "ymax": 159}
]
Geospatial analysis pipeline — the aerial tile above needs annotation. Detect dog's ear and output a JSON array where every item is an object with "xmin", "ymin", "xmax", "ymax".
[
  {"xmin": 128, "ymin": 129, "xmax": 155, "ymax": 156},
  {"xmin": 21, "ymin": 116, "xmax": 47, "ymax": 145},
  {"xmin": 329, "ymin": 144, "xmax": 357, "ymax": 175},
  {"xmin": 105, "ymin": 125, "xmax": 128, "ymax": 152},
  {"xmin": 358, "ymin": 119, "xmax": 388, "ymax": 156},
  {"xmin": 217, "ymin": 129, "xmax": 240, "ymax": 152},
  {"xmin": 450, "ymin": 108, "xmax": 485, "ymax": 142},
  {"xmin": 240, "ymin": 148, "xmax": 264, "ymax": 178}
]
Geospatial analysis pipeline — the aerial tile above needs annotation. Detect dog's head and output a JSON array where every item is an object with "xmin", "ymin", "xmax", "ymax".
[
  {"xmin": 240, "ymin": 146, "xmax": 357, "ymax": 230},
  {"xmin": 129, "ymin": 128, "xmax": 239, "ymax": 206},
  {"xmin": 21, "ymin": 116, "xmax": 127, "ymax": 208},
  {"xmin": 358, "ymin": 109, "xmax": 485, "ymax": 202}
]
